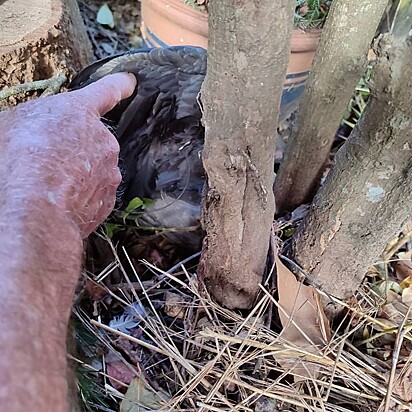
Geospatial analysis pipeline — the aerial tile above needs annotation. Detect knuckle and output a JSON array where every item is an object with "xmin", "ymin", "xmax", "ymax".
[
  {"xmin": 106, "ymin": 133, "xmax": 120, "ymax": 153},
  {"xmin": 112, "ymin": 168, "xmax": 122, "ymax": 186}
]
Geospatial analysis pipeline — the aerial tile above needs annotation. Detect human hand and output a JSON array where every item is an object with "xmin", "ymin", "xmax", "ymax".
[{"xmin": 0, "ymin": 72, "xmax": 136, "ymax": 237}]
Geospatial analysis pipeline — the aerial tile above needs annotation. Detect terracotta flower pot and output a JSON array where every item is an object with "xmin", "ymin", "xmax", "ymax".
[{"xmin": 141, "ymin": 0, "xmax": 321, "ymax": 119}]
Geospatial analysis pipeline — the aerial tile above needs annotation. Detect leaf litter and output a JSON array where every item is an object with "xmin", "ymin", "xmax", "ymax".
[{"xmin": 73, "ymin": 220, "xmax": 412, "ymax": 411}]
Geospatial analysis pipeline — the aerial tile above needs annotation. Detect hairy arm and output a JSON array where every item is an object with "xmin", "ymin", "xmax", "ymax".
[{"xmin": 0, "ymin": 73, "xmax": 136, "ymax": 411}]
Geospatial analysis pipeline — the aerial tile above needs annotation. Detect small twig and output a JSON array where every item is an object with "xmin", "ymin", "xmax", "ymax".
[
  {"xmin": 359, "ymin": 323, "xmax": 412, "ymax": 346},
  {"xmin": 382, "ymin": 305, "xmax": 412, "ymax": 412},
  {"xmin": 41, "ymin": 73, "xmax": 68, "ymax": 96},
  {"xmin": 344, "ymin": 340, "xmax": 388, "ymax": 374},
  {"xmin": 324, "ymin": 338, "xmax": 345, "ymax": 403},
  {"xmin": 166, "ymin": 251, "xmax": 201, "ymax": 275},
  {"xmin": 106, "ymin": 280, "xmax": 156, "ymax": 293},
  {"xmin": 0, "ymin": 72, "xmax": 67, "ymax": 101},
  {"xmin": 382, "ymin": 230, "xmax": 412, "ymax": 261}
]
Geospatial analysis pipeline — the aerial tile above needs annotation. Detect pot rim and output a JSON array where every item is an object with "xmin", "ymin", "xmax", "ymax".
[
  {"xmin": 144, "ymin": 0, "xmax": 208, "ymax": 36},
  {"xmin": 142, "ymin": 0, "xmax": 321, "ymax": 52}
]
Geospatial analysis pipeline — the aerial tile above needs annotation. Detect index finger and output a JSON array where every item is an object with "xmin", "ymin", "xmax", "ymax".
[{"xmin": 73, "ymin": 72, "xmax": 137, "ymax": 116}]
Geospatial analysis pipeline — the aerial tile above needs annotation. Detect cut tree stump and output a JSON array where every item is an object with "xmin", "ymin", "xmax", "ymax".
[{"xmin": 0, "ymin": 0, "xmax": 93, "ymax": 107}]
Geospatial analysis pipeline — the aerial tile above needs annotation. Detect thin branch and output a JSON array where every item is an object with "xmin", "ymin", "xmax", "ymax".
[{"xmin": 0, "ymin": 72, "xmax": 67, "ymax": 102}]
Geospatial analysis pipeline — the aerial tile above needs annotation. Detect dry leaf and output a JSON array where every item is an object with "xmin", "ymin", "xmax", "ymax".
[
  {"xmin": 393, "ymin": 260, "xmax": 412, "ymax": 282},
  {"xmin": 120, "ymin": 377, "xmax": 170, "ymax": 412},
  {"xmin": 392, "ymin": 364, "xmax": 412, "ymax": 404},
  {"xmin": 368, "ymin": 48, "xmax": 377, "ymax": 62},
  {"xmin": 385, "ymin": 289, "xmax": 400, "ymax": 304},
  {"xmin": 107, "ymin": 361, "xmax": 135, "ymax": 390},
  {"xmin": 380, "ymin": 302, "xmax": 405, "ymax": 324},
  {"xmin": 402, "ymin": 287, "xmax": 412, "ymax": 305},
  {"xmin": 400, "ymin": 276, "xmax": 412, "ymax": 289},
  {"xmin": 164, "ymin": 291, "xmax": 189, "ymax": 319},
  {"xmin": 85, "ymin": 279, "xmax": 108, "ymax": 301},
  {"xmin": 391, "ymin": 300, "xmax": 412, "ymax": 321},
  {"xmin": 275, "ymin": 254, "xmax": 331, "ymax": 381}
]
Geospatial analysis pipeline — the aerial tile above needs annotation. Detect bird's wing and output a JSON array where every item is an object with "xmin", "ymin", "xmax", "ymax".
[
  {"xmin": 69, "ymin": 46, "xmax": 206, "ymax": 204},
  {"xmin": 69, "ymin": 46, "xmax": 206, "ymax": 87}
]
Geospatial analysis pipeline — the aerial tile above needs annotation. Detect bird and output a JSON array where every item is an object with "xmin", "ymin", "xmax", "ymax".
[{"xmin": 69, "ymin": 46, "xmax": 207, "ymax": 253}]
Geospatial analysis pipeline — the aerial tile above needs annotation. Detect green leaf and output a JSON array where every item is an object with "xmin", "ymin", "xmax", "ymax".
[
  {"xmin": 104, "ymin": 223, "xmax": 120, "ymax": 238},
  {"xmin": 373, "ymin": 280, "xmax": 403, "ymax": 298},
  {"xmin": 342, "ymin": 119, "xmax": 356, "ymax": 128},
  {"xmin": 96, "ymin": 4, "xmax": 115, "ymax": 29},
  {"xmin": 142, "ymin": 198, "xmax": 154, "ymax": 209},
  {"xmin": 125, "ymin": 197, "xmax": 144, "ymax": 213}
]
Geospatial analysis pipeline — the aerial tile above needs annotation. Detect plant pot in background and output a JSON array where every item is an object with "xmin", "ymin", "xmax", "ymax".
[{"xmin": 141, "ymin": 0, "xmax": 321, "ymax": 121}]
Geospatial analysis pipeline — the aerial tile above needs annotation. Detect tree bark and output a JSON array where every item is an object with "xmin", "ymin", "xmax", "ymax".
[
  {"xmin": 274, "ymin": 0, "xmax": 388, "ymax": 215},
  {"xmin": 199, "ymin": 0, "xmax": 294, "ymax": 309},
  {"xmin": 0, "ymin": 0, "xmax": 93, "ymax": 107},
  {"xmin": 290, "ymin": 32, "xmax": 412, "ymax": 301}
]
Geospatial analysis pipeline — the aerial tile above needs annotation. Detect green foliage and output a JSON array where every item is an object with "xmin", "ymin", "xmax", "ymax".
[
  {"xmin": 102, "ymin": 198, "xmax": 154, "ymax": 238},
  {"xmin": 121, "ymin": 197, "xmax": 153, "ymax": 224},
  {"xmin": 295, "ymin": 0, "xmax": 332, "ymax": 29},
  {"xmin": 77, "ymin": 367, "xmax": 109, "ymax": 412},
  {"xmin": 74, "ymin": 321, "xmax": 111, "ymax": 412},
  {"xmin": 125, "ymin": 197, "xmax": 145, "ymax": 213},
  {"xmin": 182, "ymin": 0, "xmax": 206, "ymax": 11},
  {"xmin": 342, "ymin": 67, "xmax": 372, "ymax": 129},
  {"xmin": 182, "ymin": 0, "xmax": 333, "ymax": 28},
  {"xmin": 103, "ymin": 222, "xmax": 121, "ymax": 238}
]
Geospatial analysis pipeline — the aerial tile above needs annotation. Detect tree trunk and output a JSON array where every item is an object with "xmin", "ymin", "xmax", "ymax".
[
  {"xmin": 274, "ymin": 0, "xmax": 388, "ymax": 215},
  {"xmin": 199, "ymin": 0, "xmax": 294, "ymax": 309},
  {"xmin": 0, "ymin": 0, "xmax": 93, "ymax": 106},
  {"xmin": 290, "ymin": 31, "xmax": 412, "ymax": 302}
]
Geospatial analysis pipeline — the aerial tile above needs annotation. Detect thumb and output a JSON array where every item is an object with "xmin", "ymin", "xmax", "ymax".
[{"xmin": 72, "ymin": 72, "xmax": 137, "ymax": 116}]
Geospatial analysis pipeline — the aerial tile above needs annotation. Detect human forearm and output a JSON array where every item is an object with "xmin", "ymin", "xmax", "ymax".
[
  {"xmin": 0, "ymin": 194, "xmax": 83, "ymax": 411},
  {"xmin": 0, "ymin": 72, "xmax": 136, "ymax": 411}
]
